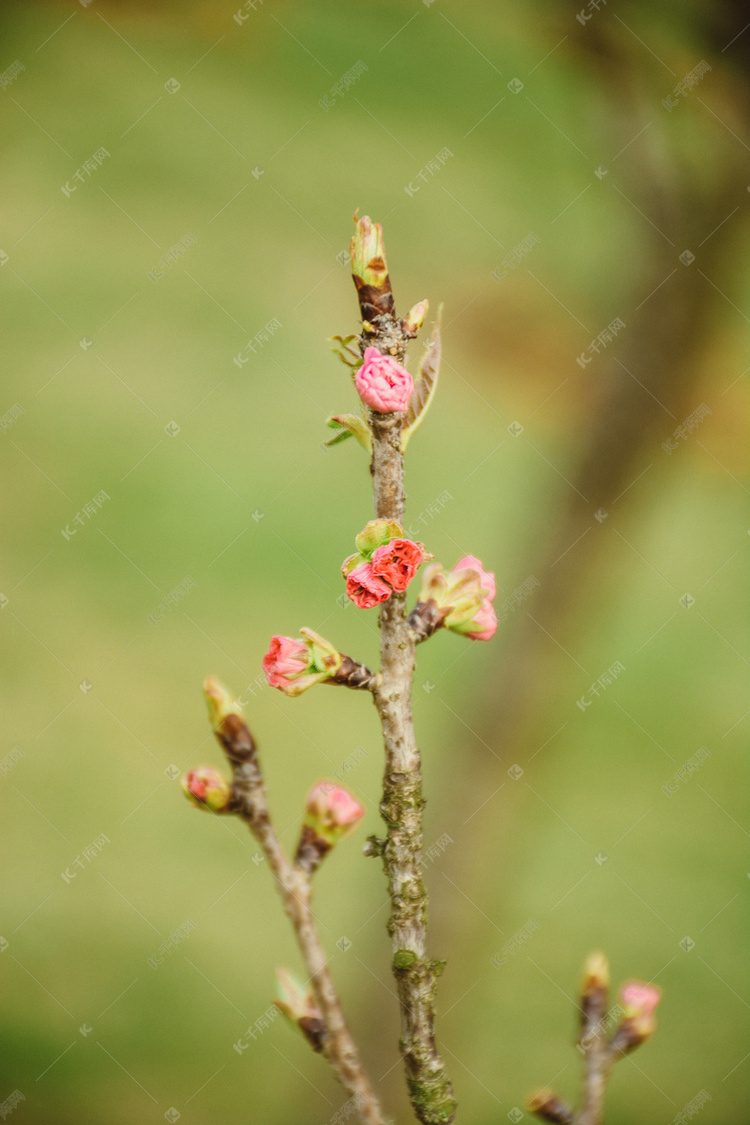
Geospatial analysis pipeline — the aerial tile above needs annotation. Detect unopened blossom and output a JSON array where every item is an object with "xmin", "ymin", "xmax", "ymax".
[
  {"xmin": 182, "ymin": 768, "xmax": 232, "ymax": 813},
  {"xmin": 416, "ymin": 555, "xmax": 497, "ymax": 641},
  {"xmin": 345, "ymin": 562, "xmax": 392, "ymax": 609},
  {"xmin": 263, "ymin": 629, "xmax": 342, "ymax": 696},
  {"xmin": 355, "ymin": 347, "xmax": 414, "ymax": 413},
  {"xmin": 304, "ymin": 781, "xmax": 365, "ymax": 845},
  {"xmin": 620, "ymin": 980, "xmax": 661, "ymax": 1017},
  {"xmin": 610, "ymin": 980, "xmax": 662, "ymax": 1054},
  {"xmin": 371, "ymin": 538, "xmax": 424, "ymax": 592}
]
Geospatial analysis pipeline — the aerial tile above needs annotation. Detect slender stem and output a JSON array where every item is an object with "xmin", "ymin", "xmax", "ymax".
[
  {"xmin": 369, "ymin": 409, "xmax": 458, "ymax": 1125},
  {"xmin": 577, "ymin": 986, "xmax": 613, "ymax": 1125},
  {"xmin": 230, "ymin": 752, "xmax": 384, "ymax": 1125}
]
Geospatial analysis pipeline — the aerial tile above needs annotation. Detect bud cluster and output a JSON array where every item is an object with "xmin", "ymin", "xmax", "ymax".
[
  {"xmin": 530, "ymin": 952, "xmax": 662, "ymax": 1125},
  {"xmin": 342, "ymin": 519, "xmax": 426, "ymax": 609},
  {"xmin": 578, "ymin": 952, "xmax": 662, "ymax": 1055}
]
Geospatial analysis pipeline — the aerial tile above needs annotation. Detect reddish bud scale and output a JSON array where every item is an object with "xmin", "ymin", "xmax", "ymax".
[
  {"xmin": 350, "ymin": 215, "xmax": 394, "ymax": 322},
  {"xmin": 298, "ymin": 1016, "xmax": 328, "ymax": 1054},
  {"xmin": 527, "ymin": 1090, "xmax": 575, "ymax": 1125},
  {"xmin": 326, "ymin": 655, "xmax": 377, "ymax": 691},
  {"xmin": 408, "ymin": 599, "xmax": 450, "ymax": 643},
  {"xmin": 214, "ymin": 713, "xmax": 257, "ymax": 764},
  {"xmin": 610, "ymin": 979, "xmax": 661, "ymax": 1055},
  {"xmin": 294, "ymin": 823, "xmax": 332, "ymax": 875}
]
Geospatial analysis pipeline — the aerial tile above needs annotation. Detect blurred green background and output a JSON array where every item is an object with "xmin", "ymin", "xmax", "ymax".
[{"xmin": 3, "ymin": 1, "xmax": 748, "ymax": 1122}]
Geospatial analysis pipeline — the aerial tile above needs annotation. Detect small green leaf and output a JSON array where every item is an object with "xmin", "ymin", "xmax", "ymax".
[
  {"xmin": 402, "ymin": 305, "xmax": 442, "ymax": 450},
  {"xmin": 329, "ymin": 334, "xmax": 361, "ymax": 370},
  {"xmin": 324, "ymin": 428, "xmax": 354, "ymax": 447},
  {"xmin": 324, "ymin": 414, "xmax": 372, "ymax": 453}
]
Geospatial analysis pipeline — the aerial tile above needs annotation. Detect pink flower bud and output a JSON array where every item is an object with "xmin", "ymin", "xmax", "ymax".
[
  {"xmin": 295, "ymin": 782, "xmax": 365, "ymax": 874},
  {"xmin": 355, "ymin": 347, "xmax": 414, "ymax": 414},
  {"xmin": 263, "ymin": 629, "xmax": 342, "ymax": 696},
  {"xmin": 182, "ymin": 767, "xmax": 232, "ymax": 813},
  {"xmin": 610, "ymin": 980, "xmax": 662, "ymax": 1055},
  {"xmin": 620, "ymin": 980, "xmax": 661, "ymax": 1017},
  {"xmin": 345, "ymin": 563, "xmax": 392, "ymax": 608},
  {"xmin": 305, "ymin": 781, "xmax": 365, "ymax": 844},
  {"xmin": 370, "ymin": 538, "xmax": 424, "ymax": 592},
  {"xmin": 263, "ymin": 636, "xmax": 308, "ymax": 686}
]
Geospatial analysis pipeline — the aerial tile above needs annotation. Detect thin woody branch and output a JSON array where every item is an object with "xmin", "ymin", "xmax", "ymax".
[
  {"xmin": 528, "ymin": 954, "xmax": 662, "ymax": 1125},
  {"xmin": 576, "ymin": 954, "xmax": 613, "ymax": 1125},
  {"xmin": 206, "ymin": 686, "xmax": 384, "ymax": 1125}
]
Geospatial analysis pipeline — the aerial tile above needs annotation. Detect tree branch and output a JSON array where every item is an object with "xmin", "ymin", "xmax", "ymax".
[
  {"xmin": 217, "ymin": 711, "xmax": 385, "ymax": 1125},
  {"xmin": 576, "ymin": 959, "xmax": 613, "ymax": 1125}
]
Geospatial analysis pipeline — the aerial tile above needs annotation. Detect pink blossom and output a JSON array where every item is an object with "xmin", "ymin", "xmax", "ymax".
[
  {"xmin": 355, "ymin": 347, "xmax": 414, "ymax": 413},
  {"xmin": 371, "ymin": 538, "xmax": 424, "ymax": 592},
  {"xmin": 263, "ymin": 635, "xmax": 309, "ymax": 689},
  {"xmin": 345, "ymin": 563, "xmax": 392, "ymax": 608}
]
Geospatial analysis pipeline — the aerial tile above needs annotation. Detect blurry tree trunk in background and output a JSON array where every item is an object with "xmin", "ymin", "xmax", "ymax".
[{"xmin": 448, "ymin": 3, "xmax": 750, "ymax": 848}]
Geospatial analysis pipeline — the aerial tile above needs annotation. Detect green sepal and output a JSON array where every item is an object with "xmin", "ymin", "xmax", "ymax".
[
  {"xmin": 341, "ymin": 552, "xmax": 366, "ymax": 577},
  {"xmin": 355, "ymin": 518, "xmax": 403, "ymax": 557}
]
